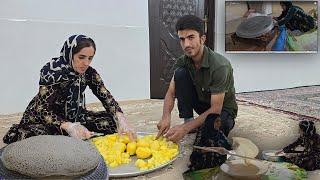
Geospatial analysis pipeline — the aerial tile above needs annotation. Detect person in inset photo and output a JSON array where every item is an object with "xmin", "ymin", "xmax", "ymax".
[{"xmin": 273, "ymin": 1, "xmax": 315, "ymax": 33}]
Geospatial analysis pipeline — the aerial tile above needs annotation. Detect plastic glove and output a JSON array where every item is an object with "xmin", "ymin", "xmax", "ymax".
[
  {"xmin": 61, "ymin": 122, "xmax": 94, "ymax": 140},
  {"xmin": 116, "ymin": 112, "xmax": 137, "ymax": 141}
]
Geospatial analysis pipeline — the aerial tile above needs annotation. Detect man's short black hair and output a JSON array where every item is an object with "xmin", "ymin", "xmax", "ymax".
[{"xmin": 175, "ymin": 15, "xmax": 205, "ymax": 36}]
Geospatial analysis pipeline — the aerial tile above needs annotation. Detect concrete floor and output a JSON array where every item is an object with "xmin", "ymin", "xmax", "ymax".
[{"xmin": 0, "ymin": 99, "xmax": 319, "ymax": 179}]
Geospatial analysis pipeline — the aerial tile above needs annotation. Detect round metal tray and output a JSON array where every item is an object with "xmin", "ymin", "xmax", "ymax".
[
  {"xmin": 236, "ymin": 16, "xmax": 274, "ymax": 38},
  {"xmin": 108, "ymin": 132, "xmax": 180, "ymax": 178}
]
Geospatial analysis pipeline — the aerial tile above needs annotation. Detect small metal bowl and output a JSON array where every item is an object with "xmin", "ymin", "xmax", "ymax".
[{"xmin": 262, "ymin": 150, "xmax": 285, "ymax": 162}]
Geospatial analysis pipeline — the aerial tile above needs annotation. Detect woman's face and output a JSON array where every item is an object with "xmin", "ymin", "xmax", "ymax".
[
  {"xmin": 72, "ymin": 46, "xmax": 95, "ymax": 74},
  {"xmin": 280, "ymin": 4, "xmax": 287, "ymax": 11}
]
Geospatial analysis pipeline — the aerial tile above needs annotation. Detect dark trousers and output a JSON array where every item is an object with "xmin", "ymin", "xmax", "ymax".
[{"xmin": 174, "ymin": 67, "xmax": 235, "ymax": 136}]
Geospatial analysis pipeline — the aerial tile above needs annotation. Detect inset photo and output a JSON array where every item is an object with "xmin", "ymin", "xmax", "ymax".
[{"xmin": 225, "ymin": 1, "xmax": 318, "ymax": 53}]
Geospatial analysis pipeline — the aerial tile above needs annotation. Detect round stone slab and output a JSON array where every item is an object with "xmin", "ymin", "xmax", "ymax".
[
  {"xmin": 236, "ymin": 16, "xmax": 274, "ymax": 38},
  {"xmin": 1, "ymin": 135, "xmax": 101, "ymax": 178}
]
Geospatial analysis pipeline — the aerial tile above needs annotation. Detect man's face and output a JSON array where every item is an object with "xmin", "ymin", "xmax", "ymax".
[
  {"xmin": 177, "ymin": 29, "xmax": 205, "ymax": 58},
  {"xmin": 72, "ymin": 46, "xmax": 95, "ymax": 74}
]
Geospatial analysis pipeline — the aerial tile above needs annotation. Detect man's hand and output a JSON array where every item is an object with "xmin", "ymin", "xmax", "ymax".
[
  {"xmin": 156, "ymin": 117, "xmax": 171, "ymax": 139},
  {"xmin": 164, "ymin": 124, "xmax": 188, "ymax": 143},
  {"xmin": 157, "ymin": 77, "xmax": 175, "ymax": 139}
]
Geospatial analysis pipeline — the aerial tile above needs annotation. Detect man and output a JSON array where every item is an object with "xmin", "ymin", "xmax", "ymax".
[
  {"xmin": 156, "ymin": 15, "xmax": 237, "ymax": 170},
  {"xmin": 156, "ymin": 15, "xmax": 237, "ymax": 143}
]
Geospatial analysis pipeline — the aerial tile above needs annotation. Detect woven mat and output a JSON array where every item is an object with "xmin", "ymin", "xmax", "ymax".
[{"xmin": 236, "ymin": 86, "xmax": 320, "ymax": 120}]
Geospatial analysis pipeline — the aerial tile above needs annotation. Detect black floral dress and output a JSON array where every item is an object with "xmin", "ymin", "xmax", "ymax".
[
  {"xmin": 3, "ymin": 35, "xmax": 121, "ymax": 144},
  {"xmin": 283, "ymin": 121, "xmax": 320, "ymax": 171}
]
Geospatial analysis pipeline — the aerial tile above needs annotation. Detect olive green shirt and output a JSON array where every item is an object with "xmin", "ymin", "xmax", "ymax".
[{"xmin": 174, "ymin": 46, "xmax": 238, "ymax": 118}]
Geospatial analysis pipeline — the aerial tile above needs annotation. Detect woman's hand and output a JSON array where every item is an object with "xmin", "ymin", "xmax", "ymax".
[
  {"xmin": 275, "ymin": 150, "xmax": 284, "ymax": 155},
  {"xmin": 60, "ymin": 122, "xmax": 94, "ymax": 140},
  {"xmin": 116, "ymin": 112, "xmax": 137, "ymax": 141}
]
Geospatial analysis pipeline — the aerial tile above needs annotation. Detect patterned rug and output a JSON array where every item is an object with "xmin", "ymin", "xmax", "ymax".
[{"xmin": 236, "ymin": 86, "xmax": 320, "ymax": 120}]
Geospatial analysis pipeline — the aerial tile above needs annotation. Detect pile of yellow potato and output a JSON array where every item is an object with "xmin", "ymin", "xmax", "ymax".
[{"xmin": 91, "ymin": 133, "xmax": 179, "ymax": 170}]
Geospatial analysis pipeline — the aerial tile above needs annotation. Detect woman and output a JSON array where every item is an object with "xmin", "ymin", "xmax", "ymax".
[
  {"xmin": 3, "ymin": 35, "xmax": 136, "ymax": 144},
  {"xmin": 277, "ymin": 120, "xmax": 320, "ymax": 171},
  {"xmin": 274, "ymin": 1, "xmax": 315, "ymax": 32}
]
